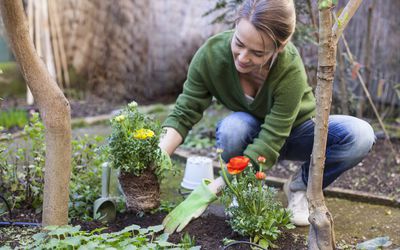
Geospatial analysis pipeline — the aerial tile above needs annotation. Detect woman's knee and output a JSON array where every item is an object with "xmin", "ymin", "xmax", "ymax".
[
  {"xmin": 330, "ymin": 115, "xmax": 375, "ymax": 159},
  {"xmin": 216, "ymin": 112, "xmax": 261, "ymax": 160},
  {"xmin": 352, "ymin": 118, "xmax": 375, "ymax": 157}
]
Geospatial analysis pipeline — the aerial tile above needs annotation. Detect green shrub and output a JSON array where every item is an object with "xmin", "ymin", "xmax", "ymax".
[
  {"xmin": 0, "ymin": 113, "xmax": 45, "ymax": 211},
  {"xmin": 0, "ymin": 113, "xmax": 109, "ymax": 221},
  {"xmin": 0, "ymin": 109, "xmax": 28, "ymax": 130}
]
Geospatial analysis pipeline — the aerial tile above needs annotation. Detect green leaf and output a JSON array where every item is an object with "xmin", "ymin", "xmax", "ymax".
[
  {"xmin": 147, "ymin": 224, "xmax": 164, "ymax": 233},
  {"xmin": 259, "ymin": 239, "xmax": 270, "ymax": 248},
  {"xmin": 32, "ymin": 232, "xmax": 47, "ymax": 241},
  {"xmin": 156, "ymin": 233, "xmax": 170, "ymax": 242},
  {"xmin": 318, "ymin": 0, "xmax": 336, "ymax": 10},
  {"xmin": 119, "ymin": 224, "xmax": 141, "ymax": 234},
  {"xmin": 64, "ymin": 236, "xmax": 83, "ymax": 247}
]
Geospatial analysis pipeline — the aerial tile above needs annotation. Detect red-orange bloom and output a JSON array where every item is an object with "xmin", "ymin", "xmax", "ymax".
[
  {"xmin": 226, "ymin": 156, "xmax": 250, "ymax": 175},
  {"xmin": 257, "ymin": 156, "xmax": 266, "ymax": 164},
  {"xmin": 255, "ymin": 171, "xmax": 266, "ymax": 180}
]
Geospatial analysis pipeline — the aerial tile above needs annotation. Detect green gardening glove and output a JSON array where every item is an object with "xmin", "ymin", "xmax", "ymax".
[{"xmin": 162, "ymin": 179, "xmax": 217, "ymax": 233}]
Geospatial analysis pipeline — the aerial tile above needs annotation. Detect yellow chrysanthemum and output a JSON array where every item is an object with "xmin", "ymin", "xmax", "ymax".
[{"xmin": 133, "ymin": 128, "xmax": 155, "ymax": 140}]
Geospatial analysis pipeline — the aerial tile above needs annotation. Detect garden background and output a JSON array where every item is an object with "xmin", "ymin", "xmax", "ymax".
[{"xmin": 0, "ymin": 0, "xmax": 399, "ymax": 249}]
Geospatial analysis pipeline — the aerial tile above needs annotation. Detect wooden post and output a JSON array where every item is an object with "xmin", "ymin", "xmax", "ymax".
[
  {"xmin": 48, "ymin": 0, "xmax": 62, "ymax": 87},
  {"xmin": 26, "ymin": 0, "xmax": 34, "ymax": 105},
  {"xmin": 337, "ymin": 42, "xmax": 349, "ymax": 115}
]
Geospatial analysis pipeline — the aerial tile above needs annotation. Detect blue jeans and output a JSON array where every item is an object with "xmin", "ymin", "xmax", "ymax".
[{"xmin": 215, "ymin": 112, "xmax": 375, "ymax": 188}]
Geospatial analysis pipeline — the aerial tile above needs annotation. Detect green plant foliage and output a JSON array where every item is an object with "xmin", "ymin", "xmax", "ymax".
[
  {"xmin": 108, "ymin": 101, "xmax": 171, "ymax": 180},
  {"xmin": 182, "ymin": 101, "xmax": 226, "ymax": 150},
  {"xmin": 0, "ymin": 113, "xmax": 111, "ymax": 220},
  {"xmin": 183, "ymin": 132, "xmax": 215, "ymax": 149},
  {"xmin": 0, "ymin": 62, "xmax": 26, "ymax": 98},
  {"xmin": 69, "ymin": 134, "xmax": 109, "ymax": 221},
  {"xmin": 179, "ymin": 232, "xmax": 197, "ymax": 249},
  {"xmin": 220, "ymin": 155, "xmax": 294, "ymax": 248},
  {"xmin": 150, "ymin": 200, "xmax": 178, "ymax": 214},
  {"xmin": 0, "ymin": 113, "xmax": 45, "ymax": 211},
  {"xmin": 0, "ymin": 109, "xmax": 28, "ymax": 130},
  {"xmin": 22, "ymin": 224, "xmax": 200, "ymax": 250}
]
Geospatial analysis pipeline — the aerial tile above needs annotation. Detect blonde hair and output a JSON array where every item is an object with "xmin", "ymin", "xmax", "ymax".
[{"xmin": 237, "ymin": 0, "xmax": 296, "ymax": 50}]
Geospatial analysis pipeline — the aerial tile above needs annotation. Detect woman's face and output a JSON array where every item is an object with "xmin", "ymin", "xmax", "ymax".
[{"xmin": 231, "ymin": 19, "xmax": 276, "ymax": 74}]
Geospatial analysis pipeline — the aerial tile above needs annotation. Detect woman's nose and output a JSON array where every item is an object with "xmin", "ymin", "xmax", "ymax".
[{"xmin": 238, "ymin": 51, "xmax": 250, "ymax": 63}]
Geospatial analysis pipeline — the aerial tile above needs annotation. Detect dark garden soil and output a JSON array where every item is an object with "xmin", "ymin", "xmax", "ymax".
[
  {"xmin": 74, "ymin": 211, "xmax": 307, "ymax": 250},
  {"xmin": 0, "ymin": 213, "xmax": 307, "ymax": 250},
  {"xmin": 0, "ymin": 210, "xmax": 307, "ymax": 249}
]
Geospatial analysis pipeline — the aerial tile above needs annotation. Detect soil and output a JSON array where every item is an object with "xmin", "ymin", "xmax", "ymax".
[
  {"xmin": 74, "ymin": 211, "xmax": 307, "ymax": 250},
  {"xmin": 0, "ymin": 209, "xmax": 307, "ymax": 249},
  {"xmin": 119, "ymin": 169, "xmax": 160, "ymax": 212}
]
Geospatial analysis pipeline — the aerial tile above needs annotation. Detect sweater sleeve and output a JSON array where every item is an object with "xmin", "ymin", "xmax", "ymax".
[
  {"xmin": 244, "ymin": 64, "xmax": 309, "ymax": 169},
  {"xmin": 162, "ymin": 49, "xmax": 213, "ymax": 140}
]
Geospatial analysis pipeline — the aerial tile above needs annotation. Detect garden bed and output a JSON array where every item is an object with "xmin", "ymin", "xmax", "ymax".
[
  {"xmin": 1, "ymin": 207, "xmax": 307, "ymax": 249},
  {"xmin": 75, "ymin": 211, "xmax": 308, "ymax": 250}
]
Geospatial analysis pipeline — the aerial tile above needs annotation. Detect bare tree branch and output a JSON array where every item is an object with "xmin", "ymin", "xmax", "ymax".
[{"xmin": 332, "ymin": 0, "xmax": 362, "ymax": 44}]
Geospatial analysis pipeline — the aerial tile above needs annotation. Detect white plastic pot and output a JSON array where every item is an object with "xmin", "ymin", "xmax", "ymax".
[{"xmin": 181, "ymin": 156, "xmax": 214, "ymax": 190}]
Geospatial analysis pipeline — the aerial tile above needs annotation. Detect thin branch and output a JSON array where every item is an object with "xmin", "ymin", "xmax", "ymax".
[
  {"xmin": 332, "ymin": 0, "xmax": 362, "ymax": 44},
  {"xmin": 306, "ymin": 0, "xmax": 319, "ymax": 41},
  {"xmin": 340, "ymin": 33, "xmax": 399, "ymax": 163}
]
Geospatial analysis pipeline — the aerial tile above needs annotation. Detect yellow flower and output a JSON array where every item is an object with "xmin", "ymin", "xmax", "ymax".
[
  {"xmin": 133, "ymin": 128, "xmax": 155, "ymax": 140},
  {"xmin": 115, "ymin": 115, "xmax": 126, "ymax": 122}
]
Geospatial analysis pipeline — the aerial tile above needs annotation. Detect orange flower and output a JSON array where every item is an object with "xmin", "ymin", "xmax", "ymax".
[
  {"xmin": 255, "ymin": 171, "xmax": 266, "ymax": 180},
  {"xmin": 226, "ymin": 156, "xmax": 250, "ymax": 175},
  {"xmin": 257, "ymin": 156, "xmax": 266, "ymax": 164}
]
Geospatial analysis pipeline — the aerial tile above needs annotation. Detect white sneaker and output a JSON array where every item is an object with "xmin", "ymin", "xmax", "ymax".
[{"xmin": 283, "ymin": 174, "xmax": 310, "ymax": 226}]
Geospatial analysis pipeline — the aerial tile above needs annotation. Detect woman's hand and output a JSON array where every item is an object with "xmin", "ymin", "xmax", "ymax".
[{"xmin": 162, "ymin": 179, "xmax": 218, "ymax": 233}]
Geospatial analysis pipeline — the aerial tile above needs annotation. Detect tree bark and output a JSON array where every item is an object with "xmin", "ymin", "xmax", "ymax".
[
  {"xmin": 308, "ymin": 4, "xmax": 336, "ymax": 249},
  {"xmin": 308, "ymin": 0, "xmax": 362, "ymax": 249},
  {"xmin": 0, "ymin": 0, "xmax": 72, "ymax": 226}
]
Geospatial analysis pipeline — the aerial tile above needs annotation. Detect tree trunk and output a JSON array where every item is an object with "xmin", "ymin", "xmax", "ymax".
[
  {"xmin": 307, "ymin": 4, "xmax": 336, "ymax": 249},
  {"xmin": 307, "ymin": 1, "xmax": 362, "ymax": 249},
  {"xmin": 0, "ymin": 0, "xmax": 71, "ymax": 226}
]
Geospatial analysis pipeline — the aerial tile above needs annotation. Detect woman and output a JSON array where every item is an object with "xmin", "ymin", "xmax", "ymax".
[{"xmin": 160, "ymin": 0, "xmax": 375, "ymax": 233}]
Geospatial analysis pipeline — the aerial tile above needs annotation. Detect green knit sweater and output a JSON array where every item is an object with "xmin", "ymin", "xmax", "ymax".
[{"xmin": 163, "ymin": 30, "xmax": 316, "ymax": 168}]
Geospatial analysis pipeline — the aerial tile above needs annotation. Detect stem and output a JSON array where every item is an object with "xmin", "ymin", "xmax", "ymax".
[{"xmin": 219, "ymin": 155, "xmax": 239, "ymax": 198}]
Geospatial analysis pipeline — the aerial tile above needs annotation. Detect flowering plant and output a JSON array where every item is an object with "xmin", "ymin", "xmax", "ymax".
[
  {"xmin": 219, "ymin": 152, "xmax": 294, "ymax": 249},
  {"xmin": 108, "ymin": 101, "xmax": 170, "ymax": 179}
]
